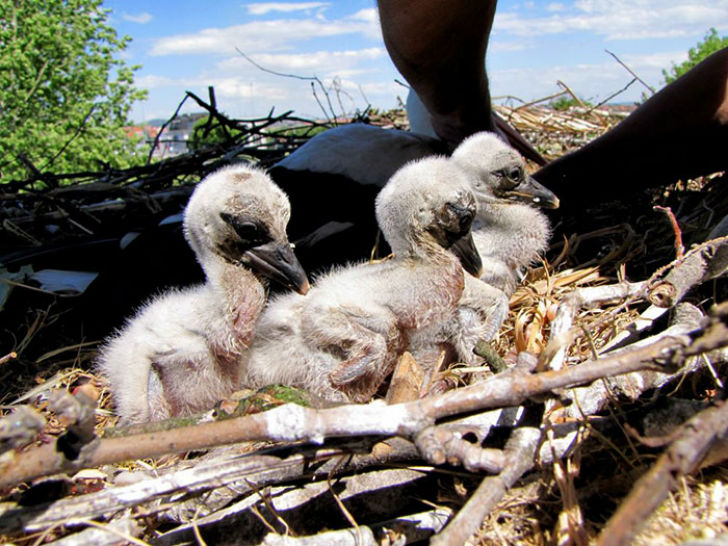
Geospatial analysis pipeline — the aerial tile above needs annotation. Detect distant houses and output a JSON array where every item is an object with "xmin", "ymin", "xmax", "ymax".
[{"xmin": 126, "ymin": 113, "xmax": 208, "ymax": 160}]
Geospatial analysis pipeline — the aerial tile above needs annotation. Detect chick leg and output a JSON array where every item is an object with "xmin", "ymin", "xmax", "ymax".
[{"xmin": 303, "ymin": 307, "xmax": 400, "ymax": 402}]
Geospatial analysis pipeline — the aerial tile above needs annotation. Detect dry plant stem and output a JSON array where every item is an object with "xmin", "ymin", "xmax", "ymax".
[
  {"xmin": 259, "ymin": 508, "xmax": 453, "ymax": 546},
  {"xmin": 596, "ymin": 400, "xmax": 728, "ymax": 546},
  {"xmin": 0, "ymin": 438, "xmax": 418, "ymax": 535},
  {"xmin": 0, "ymin": 334, "xmax": 699, "ymax": 489},
  {"xmin": 541, "ymin": 281, "xmax": 648, "ymax": 371},
  {"xmin": 430, "ymin": 425, "xmax": 541, "ymax": 546},
  {"xmin": 653, "ymin": 205, "xmax": 684, "ymax": 259},
  {"xmin": 42, "ymin": 515, "xmax": 143, "ymax": 546}
]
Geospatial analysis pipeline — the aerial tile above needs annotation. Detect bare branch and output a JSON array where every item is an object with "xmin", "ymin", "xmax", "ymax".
[
  {"xmin": 0, "ymin": 327, "xmax": 703, "ymax": 489},
  {"xmin": 605, "ymin": 49, "xmax": 656, "ymax": 95},
  {"xmin": 596, "ymin": 400, "xmax": 728, "ymax": 546},
  {"xmin": 236, "ymin": 48, "xmax": 338, "ymax": 122}
]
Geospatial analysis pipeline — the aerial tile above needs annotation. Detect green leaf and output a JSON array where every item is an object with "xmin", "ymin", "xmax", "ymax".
[{"xmin": 0, "ymin": 0, "xmax": 148, "ymax": 182}]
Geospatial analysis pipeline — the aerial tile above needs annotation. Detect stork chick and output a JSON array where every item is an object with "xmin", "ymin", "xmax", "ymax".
[
  {"xmin": 243, "ymin": 157, "xmax": 481, "ymax": 403},
  {"xmin": 453, "ymin": 131, "xmax": 559, "ymax": 296},
  {"xmin": 411, "ymin": 133, "xmax": 560, "ymax": 370},
  {"xmin": 96, "ymin": 165, "xmax": 309, "ymax": 424}
]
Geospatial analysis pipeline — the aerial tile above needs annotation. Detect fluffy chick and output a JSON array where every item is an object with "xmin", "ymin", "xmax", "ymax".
[
  {"xmin": 243, "ymin": 157, "xmax": 481, "ymax": 403},
  {"xmin": 96, "ymin": 164, "xmax": 309, "ymax": 423}
]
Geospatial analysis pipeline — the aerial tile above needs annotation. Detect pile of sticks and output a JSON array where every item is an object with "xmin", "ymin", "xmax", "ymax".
[{"xmin": 1, "ymin": 94, "xmax": 727, "ymax": 546}]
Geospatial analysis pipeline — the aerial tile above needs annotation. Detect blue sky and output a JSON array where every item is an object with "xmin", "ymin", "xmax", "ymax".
[{"xmin": 102, "ymin": 0, "xmax": 728, "ymax": 123}]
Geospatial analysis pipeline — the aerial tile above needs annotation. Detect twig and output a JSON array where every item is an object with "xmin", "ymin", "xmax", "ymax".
[
  {"xmin": 236, "ymin": 48, "xmax": 337, "ymax": 122},
  {"xmin": 510, "ymin": 89, "xmax": 570, "ymax": 111},
  {"xmin": 596, "ymin": 400, "xmax": 728, "ymax": 546},
  {"xmin": 0, "ymin": 351, "xmax": 17, "ymax": 365},
  {"xmin": 654, "ymin": 205, "xmax": 684, "ymax": 259},
  {"xmin": 605, "ymin": 49, "xmax": 656, "ymax": 95},
  {"xmin": 0, "ymin": 439, "xmax": 416, "ymax": 535},
  {"xmin": 431, "ymin": 423, "xmax": 542, "ymax": 546},
  {"xmin": 41, "ymin": 104, "xmax": 97, "ymax": 171},
  {"xmin": 590, "ymin": 77, "xmax": 637, "ymax": 112},
  {"xmin": 147, "ymin": 94, "xmax": 189, "ymax": 165}
]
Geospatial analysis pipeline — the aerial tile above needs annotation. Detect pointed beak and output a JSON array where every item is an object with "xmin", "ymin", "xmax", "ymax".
[
  {"xmin": 449, "ymin": 232, "xmax": 483, "ymax": 278},
  {"xmin": 243, "ymin": 241, "xmax": 310, "ymax": 295},
  {"xmin": 505, "ymin": 175, "xmax": 560, "ymax": 209}
]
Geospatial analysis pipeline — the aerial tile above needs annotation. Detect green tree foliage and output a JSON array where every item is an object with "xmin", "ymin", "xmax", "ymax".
[
  {"xmin": 0, "ymin": 0, "xmax": 147, "ymax": 183},
  {"xmin": 188, "ymin": 115, "xmax": 241, "ymax": 152},
  {"xmin": 663, "ymin": 28, "xmax": 728, "ymax": 85}
]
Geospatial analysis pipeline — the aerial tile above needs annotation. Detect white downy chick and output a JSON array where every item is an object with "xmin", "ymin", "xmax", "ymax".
[
  {"xmin": 243, "ymin": 156, "xmax": 481, "ymax": 403},
  {"xmin": 452, "ymin": 131, "xmax": 559, "ymax": 296},
  {"xmin": 410, "ymin": 133, "xmax": 560, "ymax": 371},
  {"xmin": 96, "ymin": 164, "xmax": 309, "ymax": 423}
]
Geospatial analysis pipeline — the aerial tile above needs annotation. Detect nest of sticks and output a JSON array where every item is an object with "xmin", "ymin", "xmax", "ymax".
[{"xmin": 0, "ymin": 92, "xmax": 727, "ymax": 546}]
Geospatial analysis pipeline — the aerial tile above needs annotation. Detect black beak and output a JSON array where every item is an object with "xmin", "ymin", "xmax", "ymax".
[
  {"xmin": 449, "ymin": 232, "xmax": 483, "ymax": 278},
  {"xmin": 505, "ymin": 175, "xmax": 560, "ymax": 209},
  {"xmin": 243, "ymin": 241, "xmax": 310, "ymax": 295}
]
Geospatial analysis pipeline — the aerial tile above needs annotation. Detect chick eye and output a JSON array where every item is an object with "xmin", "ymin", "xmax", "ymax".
[
  {"xmin": 494, "ymin": 168, "xmax": 520, "ymax": 189},
  {"xmin": 220, "ymin": 212, "xmax": 270, "ymax": 246},
  {"xmin": 508, "ymin": 167, "xmax": 523, "ymax": 181}
]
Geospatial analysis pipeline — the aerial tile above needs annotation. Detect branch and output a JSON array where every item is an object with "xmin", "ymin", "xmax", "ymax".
[
  {"xmin": 1, "ymin": 438, "xmax": 417, "ymax": 535},
  {"xmin": 41, "ymin": 104, "xmax": 97, "ymax": 171},
  {"xmin": 596, "ymin": 400, "xmax": 728, "ymax": 546},
  {"xmin": 605, "ymin": 49, "xmax": 656, "ymax": 95},
  {"xmin": 236, "ymin": 48, "xmax": 337, "ymax": 122},
  {"xmin": 431, "ymin": 423, "xmax": 542, "ymax": 546},
  {"xmin": 146, "ymin": 94, "xmax": 189, "ymax": 165},
  {"xmin": 0, "ymin": 330, "xmax": 699, "ymax": 489}
]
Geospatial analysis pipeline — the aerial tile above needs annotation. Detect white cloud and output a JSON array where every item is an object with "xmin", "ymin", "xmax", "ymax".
[
  {"xmin": 496, "ymin": 1, "xmax": 728, "ymax": 41},
  {"xmin": 150, "ymin": 17, "xmax": 378, "ymax": 56},
  {"xmin": 245, "ymin": 2, "xmax": 330, "ymax": 15},
  {"xmin": 136, "ymin": 74, "xmax": 179, "ymax": 89},
  {"xmin": 217, "ymin": 48, "xmax": 386, "ymax": 73},
  {"xmin": 121, "ymin": 12, "xmax": 153, "ymax": 24}
]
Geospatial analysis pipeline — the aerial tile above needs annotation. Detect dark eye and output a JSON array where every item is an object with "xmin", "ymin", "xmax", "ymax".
[
  {"xmin": 508, "ymin": 167, "xmax": 522, "ymax": 181},
  {"xmin": 220, "ymin": 212, "xmax": 270, "ymax": 246},
  {"xmin": 494, "ymin": 168, "xmax": 520, "ymax": 189}
]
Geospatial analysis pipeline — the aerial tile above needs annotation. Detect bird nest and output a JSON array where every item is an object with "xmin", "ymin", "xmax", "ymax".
[{"xmin": 0, "ymin": 97, "xmax": 727, "ymax": 546}]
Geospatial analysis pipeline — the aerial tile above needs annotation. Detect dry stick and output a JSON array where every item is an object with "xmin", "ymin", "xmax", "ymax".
[
  {"xmin": 547, "ymin": 235, "xmax": 728, "ymax": 366},
  {"xmin": 0, "ymin": 334, "xmax": 696, "ymax": 490},
  {"xmin": 146, "ymin": 94, "xmax": 189, "ymax": 165},
  {"xmin": 0, "ymin": 351, "xmax": 17, "ymax": 365},
  {"xmin": 589, "ymin": 77, "xmax": 637, "ymax": 113},
  {"xmin": 0, "ymin": 440, "xmax": 409, "ymax": 534},
  {"xmin": 605, "ymin": 49, "xmax": 656, "ymax": 95},
  {"xmin": 431, "ymin": 424, "xmax": 542, "ymax": 546},
  {"xmin": 595, "ymin": 400, "xmax": 728, "ymax": 546},
  {"xmin": 41, "ymin": 104, "xmax": 97, "ymax": 172}
]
